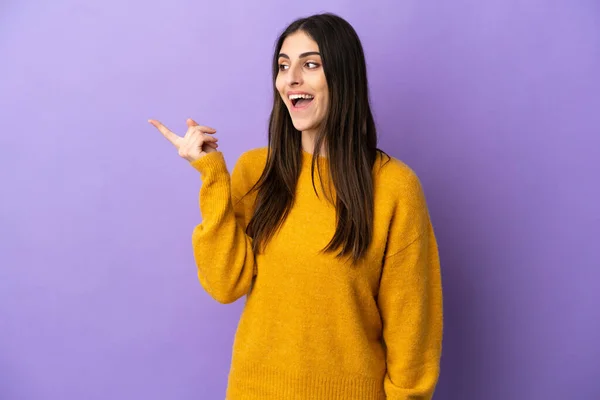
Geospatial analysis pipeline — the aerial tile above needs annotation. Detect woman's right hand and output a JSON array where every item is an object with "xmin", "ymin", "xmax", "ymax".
[{"xmin": 149, "ymin": 118, "xmax": 219, "ymax": 162}]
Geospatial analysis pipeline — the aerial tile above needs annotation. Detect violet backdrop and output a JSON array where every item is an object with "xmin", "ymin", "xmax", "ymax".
[{"xmin": 1, "ymin": 0, "xmax": 599, "ymax": 399}]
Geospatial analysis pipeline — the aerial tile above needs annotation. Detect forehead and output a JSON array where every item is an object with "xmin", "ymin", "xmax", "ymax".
[{"xmin": 280, "ymin": 31, "xmax": 319, "ymax": 56}]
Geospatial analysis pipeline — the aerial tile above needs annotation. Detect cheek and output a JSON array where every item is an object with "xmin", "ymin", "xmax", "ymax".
[
  {"xmin": 319, "ymin": 90, "xmax": 329, "ymax": 113},
  {"xmin": 278, "ymin": 91, "xmax": 287, "ymax": 104},
  {"xmin": 317, "ymin": 80, "xmax": 328, "ymax": 112},
  {"xmin": 275, "ymin": 78, "xmax": 286, "ymax": 101}
]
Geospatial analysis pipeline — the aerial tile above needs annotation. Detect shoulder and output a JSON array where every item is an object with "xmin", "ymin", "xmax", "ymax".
[
  {"xmin": 236, "ymin": 146, "xmax": 269, "ymax": 168},
  {"xmin": 230, "ymin": 146, "xmax": 269, "ymax": 198},
  {"xmin": 374, "ymin": 151, "xmax": 425, "ymax": 201},
  {"xmin": 374, "ymin": 152, "xmax": 432, "ymax": 251},
  {"xmin": 373, "ymin": 151, "xmax": 430, "ymax": 234},
  {"xmin": 232, "ymin": 146, "xmax": 269, "ymax": 179}
]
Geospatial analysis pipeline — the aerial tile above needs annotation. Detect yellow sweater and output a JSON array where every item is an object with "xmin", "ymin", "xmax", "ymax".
[{"xmin": 189, "ymin": 147, "xmax": 443, "ymax": 400}]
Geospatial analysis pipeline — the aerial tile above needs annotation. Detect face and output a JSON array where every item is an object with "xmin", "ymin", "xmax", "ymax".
[{"xmin": 275, "ymin": 31, "xmax": 329, "ymax": 135}]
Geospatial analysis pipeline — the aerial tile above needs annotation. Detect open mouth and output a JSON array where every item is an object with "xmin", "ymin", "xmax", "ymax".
[{"xmin": 290, "ymin": 94, "xmax": 314, "ymax": 108}]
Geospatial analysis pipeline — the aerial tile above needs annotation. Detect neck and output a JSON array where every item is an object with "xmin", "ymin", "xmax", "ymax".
[{"xmin": 301, "ymin": 129, "xmax": 326, "ymax": 157}]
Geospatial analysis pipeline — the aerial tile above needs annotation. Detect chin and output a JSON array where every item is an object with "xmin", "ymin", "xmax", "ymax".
[
  {"xmin": 291, "ymin": 119, "xmax": 318, "ymax": 132},
  {"xmin": 292, "ymin": 122, "xmax": 310, "ymax": 132}
]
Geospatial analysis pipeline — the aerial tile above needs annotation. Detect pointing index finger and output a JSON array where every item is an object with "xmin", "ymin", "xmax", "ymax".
[{"xmin": 148, "ymin": 119, "xmax": 181, "ymax": 147}]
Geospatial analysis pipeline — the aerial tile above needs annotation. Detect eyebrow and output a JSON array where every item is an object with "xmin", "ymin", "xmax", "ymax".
[{"xmin": 278, "ymin": 51, "xmax": 321, "ymax": 59}]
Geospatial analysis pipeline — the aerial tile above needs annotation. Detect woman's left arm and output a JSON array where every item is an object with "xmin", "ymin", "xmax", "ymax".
[{"xmin": 377, "ymin": 173, "xmax": 443, "ymax": 400}]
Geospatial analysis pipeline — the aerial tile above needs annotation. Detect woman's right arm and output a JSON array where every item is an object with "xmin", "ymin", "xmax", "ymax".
[
  {"xmin": 149, "ymin": 117, "xmax": 256, "ymax": 304},
  {"xmin": 189, "ymin": 151, "xmax": 257, "ymax": 304}
]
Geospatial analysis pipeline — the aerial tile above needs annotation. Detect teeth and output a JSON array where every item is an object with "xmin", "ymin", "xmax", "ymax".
[{"xmin": 288, "ymin": 93, "xmax": 314, "ymax": 100}]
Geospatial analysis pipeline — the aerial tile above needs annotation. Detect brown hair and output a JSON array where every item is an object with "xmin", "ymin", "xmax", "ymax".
[{"xmin": 245, "ymin": 13, "xmax": 390, "ymax": 265}]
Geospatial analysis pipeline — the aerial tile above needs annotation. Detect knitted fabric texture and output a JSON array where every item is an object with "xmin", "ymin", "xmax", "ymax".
[{"xmin": 189, "ymin": 147, "xmax": 443, "ymax": 400}]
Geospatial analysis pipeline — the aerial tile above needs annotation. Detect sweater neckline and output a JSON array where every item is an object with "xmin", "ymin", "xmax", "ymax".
[{"xmin": 301, "ymin": 149, "xmax": 327, "ymax": 168}]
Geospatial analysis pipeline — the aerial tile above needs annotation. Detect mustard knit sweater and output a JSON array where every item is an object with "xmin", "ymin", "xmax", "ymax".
[{"xmin": 189, "ymin": 147, "xmax": 443, "ymax": 400}]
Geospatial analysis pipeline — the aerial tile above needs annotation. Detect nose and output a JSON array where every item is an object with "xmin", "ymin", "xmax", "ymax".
[{"xmin": 286, "ymin": 63, "xmax": 303, "ymax": 86}]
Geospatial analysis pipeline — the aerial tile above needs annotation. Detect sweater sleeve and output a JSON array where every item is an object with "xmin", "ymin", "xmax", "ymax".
[
  {"xmin": 377, "ymin": 173, "xmax": 443, "ymax": 400},
  {"xmin": 188, "ymin": 151, "xmax": 257, "ymax": 304}
]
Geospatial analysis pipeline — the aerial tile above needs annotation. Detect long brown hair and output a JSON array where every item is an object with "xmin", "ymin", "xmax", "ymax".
[{"xmin": 245, "ymin": 13, "xmax": 390, "ymax": 264}]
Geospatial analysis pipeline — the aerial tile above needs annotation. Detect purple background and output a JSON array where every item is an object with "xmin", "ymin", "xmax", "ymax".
[{"xmin": 1, "ymin": 1, "xmax": 599, "ymax": 399}]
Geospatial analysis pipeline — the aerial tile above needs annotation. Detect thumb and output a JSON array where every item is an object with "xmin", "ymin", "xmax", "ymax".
[{"xmin": 186, "ymin": 118, "xmax": 217, "ymax": 133}]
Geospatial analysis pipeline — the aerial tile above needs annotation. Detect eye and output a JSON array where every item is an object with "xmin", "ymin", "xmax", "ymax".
[
  {"xmin": 306, "ymin": 62, "xmax": 320, "ymax": 69},
  {"xmin": 278, "ymin": 64, "xmax": 289, "ymax": 71}
]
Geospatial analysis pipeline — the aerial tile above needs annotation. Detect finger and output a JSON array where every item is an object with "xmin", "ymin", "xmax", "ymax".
[
  {"xmin": 186, "ymin": 128, "xmax": 219, "ymax": 145},
  {"xmin": 201, "ymin": 133, "xmax": 219, "ymax": 143},
  {"xmin": 148, "ymin": 119, "xmax": 180, "ymax": 146},
  {"xmin": 183, "ymin": 132, "xmax": 219, "ymax": 153},
  {"xmin": 188, "ymin": 131, "xmax": 219, "ymax": 148},
  {"xmin": 186, "ymin": 118, "xmax": 217, "ymax": 133}
]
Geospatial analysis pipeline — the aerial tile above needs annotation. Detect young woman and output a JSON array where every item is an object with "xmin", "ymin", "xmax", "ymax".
[{"xmin": 149, "ymin": 12, "xmax": 443, "ymax": 400}]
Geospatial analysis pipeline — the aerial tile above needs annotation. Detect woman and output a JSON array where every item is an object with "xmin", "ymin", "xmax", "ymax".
[{"xmin": 149, "ymin": 12, "xmax": 443, "ymax": 400}]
